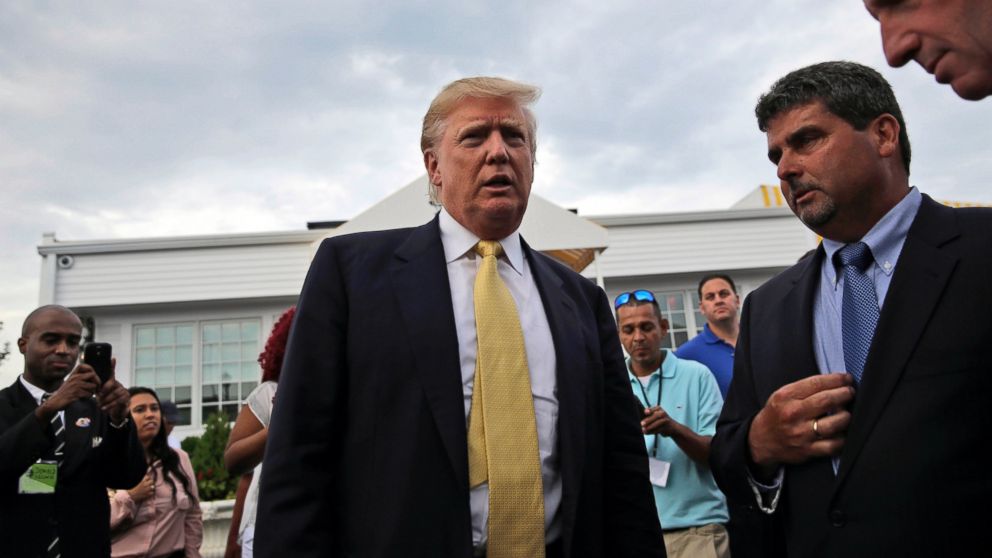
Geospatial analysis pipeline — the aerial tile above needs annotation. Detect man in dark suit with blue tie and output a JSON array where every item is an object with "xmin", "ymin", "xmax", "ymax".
[
  {"xmin": 710, "ymin": 61, "xmax": 992, "ymax": 557},
  {"xmin": 255, "ymin": 77, "xmax": 664, "ymax": 558},
  {"xmin": 0, "ymin": 305, "xmax": 145, "ymax": 558}
]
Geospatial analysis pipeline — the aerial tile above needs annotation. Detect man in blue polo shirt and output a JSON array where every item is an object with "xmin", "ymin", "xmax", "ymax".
[
  {"xmin": 676, "ymin": 274, "xmax": 740, "ymax": 399},
  {"xmin": 616, "ymin": 290, "xmax": 729, "ymax": 558}
]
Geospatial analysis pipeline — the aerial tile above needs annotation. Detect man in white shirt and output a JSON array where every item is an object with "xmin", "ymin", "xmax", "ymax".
[{"xmin": 256, "ymin": 77, "xmax": 663, "ymax": 558}]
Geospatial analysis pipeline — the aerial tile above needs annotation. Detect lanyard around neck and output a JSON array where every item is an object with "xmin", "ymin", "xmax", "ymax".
[{"xmin": 634, "ymin": 373, "xmax": 663, "ymax": 458}]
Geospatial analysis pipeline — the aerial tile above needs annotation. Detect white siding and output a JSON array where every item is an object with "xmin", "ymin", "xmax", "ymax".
[
  {"xmin": 589, "ymin": 214, "xmax": 816, "ymax": 279},
  {"xmin": 77, "ymin": 300, "xmax": 294, "ymax": 440},
  {"xmin": 604, "ymin": 269, "xmax": 780, "ymax": 303},
  {"xmin": 55, "ymin": 243, "xmax": 312, "ymax": 307}
]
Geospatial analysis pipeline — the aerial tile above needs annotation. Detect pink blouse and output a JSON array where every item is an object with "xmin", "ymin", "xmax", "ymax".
[{"xmin": 110, "ymin": 448, "xmax": 203, "ymax": 558}]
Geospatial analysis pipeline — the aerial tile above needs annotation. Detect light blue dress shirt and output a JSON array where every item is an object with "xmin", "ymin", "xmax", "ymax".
[
  {"xmin": 813, "ymin": 186, "xmax": 921, "ymax": 473},
  {"xmin": 813, "ymin": 187, "xmax": 922, "ymax": 379},
  {"xmin": 750, "ymin": 187, "xmax": 923, "ymax": 504}
]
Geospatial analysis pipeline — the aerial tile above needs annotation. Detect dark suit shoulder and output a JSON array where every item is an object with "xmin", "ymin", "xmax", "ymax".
[
  {"xmin": 747, "ymin": 247, "xmax": 822, "ymax": 302},
  {"xmin": 0, "ymin": 381, "xmax": 39, "ymax": 428},
  {"xmin": 318, "ymin": 225, "xmax": 420, "ymax": 249},
  {"xmin": 0, "ymin": 380, "xmax": 30, "ymax": 407},
  {"xmin": 910, "ymin": 196, "xmax": 992, "ymax": 264},
  {"xmin": 952, "ymin": 205, "xmax": 992, "ymax": 233},
  {"xmin": 310, "ymin": 222, "xmax": 434, "ymax": 277},
  {"xmin": 315, "ymin": 226, "xmax": 422, "ymax": 262}
]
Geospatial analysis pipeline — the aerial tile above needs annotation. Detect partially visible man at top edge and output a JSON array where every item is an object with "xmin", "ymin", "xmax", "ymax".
[{"xmin": 864, "ymin": 0, "xmax": 992, "ymax": 100}]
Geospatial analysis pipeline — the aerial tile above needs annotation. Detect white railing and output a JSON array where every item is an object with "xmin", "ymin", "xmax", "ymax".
[{"xmin": 200, "ymin": 499, "xmax": 235, "ymax": 558}]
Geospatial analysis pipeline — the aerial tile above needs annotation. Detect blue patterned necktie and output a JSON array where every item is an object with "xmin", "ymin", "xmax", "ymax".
[{"xmin": 835, "ymin": 242, "xmax": 880, "ymax": 384}]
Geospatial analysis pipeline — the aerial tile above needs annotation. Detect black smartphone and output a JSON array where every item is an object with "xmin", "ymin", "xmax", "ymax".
[{"xmin": 83, "ymin": 342, "xmax": 113, "ymax": 384}]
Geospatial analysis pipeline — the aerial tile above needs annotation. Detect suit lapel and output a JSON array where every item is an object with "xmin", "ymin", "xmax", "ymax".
[
  {"xmin": 389, "ymin": 216, "xmax": 469, "ymax": 490},
  {"xmin": 835, "ymin": 197, "xmax": 959, "ymax": 486},
  {"xmin": 61, "ymin": 401, "xmax": 91, "ymax": 477},
  {"xmin": 771, "ymin": 249, "xmax": 822, "ymax": 392},
  {"xmin": 4, "ymin": 381, "xmax": 83, "ymax": 476},
  {"xmin": 389, "ymin": 225, "xmax": 598, "ymax": 523},
  {"xmin": 524, "ymin": 240, "xmax": 587, "ymax": 538}
]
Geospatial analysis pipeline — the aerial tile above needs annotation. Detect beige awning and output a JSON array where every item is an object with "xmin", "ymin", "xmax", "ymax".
[{"xmin": 312, "ymin": 175, "xmax": 609, "ymax": 274}]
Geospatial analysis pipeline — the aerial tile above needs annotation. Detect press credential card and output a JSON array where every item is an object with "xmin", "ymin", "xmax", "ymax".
[
  {"xmin": 648, "ymin": 458, "xmax": 671, "ymax": 487},
  {"xmin": 19, "ymin": 462, "xmax": 57, "ymax": 494}
]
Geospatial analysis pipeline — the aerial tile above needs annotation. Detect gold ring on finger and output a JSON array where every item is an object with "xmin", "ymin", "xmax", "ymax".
[{"xmin": 812, "ymin": 418, "xmax": 822, "ymax": 439}]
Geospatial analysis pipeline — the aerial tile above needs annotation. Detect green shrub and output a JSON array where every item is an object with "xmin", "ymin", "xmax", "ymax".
[{"xmin": 183, "ymin": 412, "xmax": 238, "ymax": 501}]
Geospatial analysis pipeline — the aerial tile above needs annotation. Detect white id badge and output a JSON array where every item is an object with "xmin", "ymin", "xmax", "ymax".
[{"xmin": 648, "ymin": 457, "xmax": 671, "ymax": 487}]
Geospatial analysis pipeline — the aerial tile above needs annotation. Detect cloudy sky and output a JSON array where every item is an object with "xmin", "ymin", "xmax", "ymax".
[{"xmin": 1, "ymin": 1, "xmax": 989, "ymax": 382}]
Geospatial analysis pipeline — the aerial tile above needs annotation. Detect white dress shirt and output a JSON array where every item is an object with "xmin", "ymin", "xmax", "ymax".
[{"xmin": 438, "ymin": 209, "xmax": 562, "ymax": 548}]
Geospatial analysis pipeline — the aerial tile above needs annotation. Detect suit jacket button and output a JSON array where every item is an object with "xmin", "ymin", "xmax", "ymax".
[{"xmin": 829, "ymin": 509, "xmax": 846, "ymax": 527}]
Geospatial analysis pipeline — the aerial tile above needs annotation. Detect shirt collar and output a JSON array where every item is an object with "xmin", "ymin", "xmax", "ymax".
[
  {"xmin": 821, "ymin": 186, "xmax": 922, "ymax": 283},
  {"xmin": 701, "ymin": 323, "xmax": 722, "ymax": 345},
  {"xmin": 439, "ymin": 208, "xmax": 524, "ymax": 276},
  {"xmin": 626, "ymin": 349, "xmax": 676, "ymax": 384},
  {"xmin": 19, "ymin": 374, "xmax": 49, "ymax": 406}
]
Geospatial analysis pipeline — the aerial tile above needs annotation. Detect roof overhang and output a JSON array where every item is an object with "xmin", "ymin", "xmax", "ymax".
[{"xmin": 311, "ymin": 176, "xmax": 609, "ymax": 272}]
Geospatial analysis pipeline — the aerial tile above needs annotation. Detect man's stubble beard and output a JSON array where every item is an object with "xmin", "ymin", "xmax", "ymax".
[
  {"xmin": 797, "ymin": 198, "xmax": 837, "ymax": 229},
  {"xmin": 787, "ymin": 180, "xmax": 836, "ymax": 229}
]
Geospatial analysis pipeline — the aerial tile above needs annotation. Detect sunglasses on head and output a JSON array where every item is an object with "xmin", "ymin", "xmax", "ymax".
[{"xmin": 614, "ymin": 290, "xmax": 656, "ymax": 309}]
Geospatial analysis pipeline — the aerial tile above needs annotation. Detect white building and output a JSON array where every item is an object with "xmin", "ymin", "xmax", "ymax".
[{"xmin": 37, "ymin": 178, "xmax": 815, "ymax": 437}]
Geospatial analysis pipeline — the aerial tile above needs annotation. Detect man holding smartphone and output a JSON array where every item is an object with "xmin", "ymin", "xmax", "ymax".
[{"xmin": 0, "ymin": 304, "xmax": 146, "ymax": 558}]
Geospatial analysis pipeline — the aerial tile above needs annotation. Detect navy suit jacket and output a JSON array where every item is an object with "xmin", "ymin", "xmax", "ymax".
[
  {"xmin": 255, "ymin": 216, "xmax": 663, "ymax": 557},
  {"xmin": 711, "ymin": 195, "xmax": 992, "ymax": 557},
  {"xmin": 0, "ymin": 380, "xmax": 146, "ymax": 558}
]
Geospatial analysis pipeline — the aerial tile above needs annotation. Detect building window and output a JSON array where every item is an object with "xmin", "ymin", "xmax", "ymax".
[
  {"xmin": 133, "ymin": 319, "xmax": 261, "ymax": 428},
  {"xmin": 690, "ymin": 291, "xmax": 705, "ymax": 337},
  {"xmin": 134, "ymin": 324, "xmax": 195, "ymax": 426},
  {"xmin": 201, "ymin": 320, "xmax": 260, "ymax": 423},
  {"xmin": 654, "ymin": 290, "xmax": 692, "ymax": 349}
]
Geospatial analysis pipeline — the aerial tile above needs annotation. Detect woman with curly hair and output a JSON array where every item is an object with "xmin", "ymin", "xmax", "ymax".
[
  {"xmin": 223, "ymin": 307, "xmax": 295, "ymax": 558},
  {"xmin": 110, "ymin": 386, "xmax": 202, "ymax": 557}
]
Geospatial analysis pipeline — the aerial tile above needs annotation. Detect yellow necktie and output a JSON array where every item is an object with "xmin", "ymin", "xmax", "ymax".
[{"xmin": 467, "ymin": 240, "xmax": 545, "ymax": 558}]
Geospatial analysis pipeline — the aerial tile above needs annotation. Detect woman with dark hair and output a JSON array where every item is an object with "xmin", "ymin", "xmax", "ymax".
[
  {"xmin": 110, "ymin": 387, "xmax": 202, "ymax": 557},
  {"xmin": 223, "ymin": 307, "xmax": 295, "ymax": 558}
]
